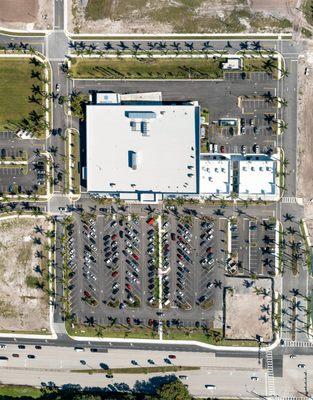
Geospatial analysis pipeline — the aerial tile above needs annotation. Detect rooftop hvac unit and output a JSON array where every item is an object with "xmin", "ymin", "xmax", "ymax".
[
  {"xmin": 141, "ymin": 121, "xmax": 148, "ymax": 136},
  {"xmin": 128, "ymin": 150, "xmax": 137, "ymax": 170}
]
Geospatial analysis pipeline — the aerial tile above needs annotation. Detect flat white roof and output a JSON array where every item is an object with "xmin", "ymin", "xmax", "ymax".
[
  {"xmin": 200, "ymin": 157, "xmax": 231, "ymax": 195},
  {"xmin": 87, "ymin": 104, "xmax": 199, "ymax": 194},
  {"xmin": 239, "ymin": 159, "xmax": 276, "ymax": 195}
]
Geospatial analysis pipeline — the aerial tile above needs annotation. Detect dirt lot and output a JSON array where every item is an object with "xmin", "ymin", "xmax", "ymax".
[
  {"xmin": 0, "ymin": 0, "xmax": 52, "ymax": 30},
  {"xmin": 0, "ymin": 216, "xmax": 50, "ymax": 332},
  {"xmin": 224, "ymin": 277, "xmax": 273, "ymax": 342},
  {"xmin": 69, "ymin": 0, "xmax": 295, "ymax": 34},
  {"xmin": 297, "ymin": 51, "xmax": 313, "ymax": 240}
]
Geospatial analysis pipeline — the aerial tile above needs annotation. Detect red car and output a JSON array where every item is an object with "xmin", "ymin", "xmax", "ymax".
[
  {"xmin": 168, "ymin": 354, "xmax": 176, "ymax": 359},
  {"xmin": 220, "ymin": 145, "xmax": 225, "ymax": 153},
  {"xmin": 84, "ymin": 291, "xmax": 91, "ymax": 298},
  {"xmin": 177, "ymin": 254, "xmax": 183, "ymax": 261},
  {"xmin": 125, "ymin": 283, "xmax": 132, "ymax": 291},
  {"xmin": 12, "ymin": 354, "xmax": 19, "ymax": 358},
  {"xmin": 111, "ymin": 234, "xmax": 117, "ymax": 240},
  {"xmin": 112, "ymin": 271, "xmax": 118, "ymax": 278},
  {"xmin": 132, "ymin": 253, "xmax": 139, "ymax": 261}
]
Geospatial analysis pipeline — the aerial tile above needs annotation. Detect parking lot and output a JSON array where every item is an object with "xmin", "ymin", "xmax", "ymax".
[
  {"xmin": 0, "ymin": 132, "xmax": 47, "ymax": 196},
  {"xmin": 67, "ymin": 211, "xmax": 230, "ymax": 330},
  {"xmin": 229, "ymin": 216, "xmax": 277, "ymax": 276}
]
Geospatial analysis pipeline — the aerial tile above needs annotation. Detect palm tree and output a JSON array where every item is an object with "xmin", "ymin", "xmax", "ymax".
[
  {"xmin": 264, "ymin": 114, "xmax": 275, "ymax": 124},
  {"xmin": 239, "ymin": 41, "xmax": 249, "ymax": 51},
  {"xmin": 283, "ymin": 213, "xmax": 294, "ymax": 222},
  {"xmin": 280, "ymin": 67, "xmax": 289, "ymax": 78},
  {"xmin": 251, "ymin": 41, "xmax": 262, "ymax": 51},
  {"xmin": 202, "ymin": 41, "xmax": 213, "ymax": 52},
  {"xmin": 263, "ymin": 59, "xmax": 276, "ymax": 72}
]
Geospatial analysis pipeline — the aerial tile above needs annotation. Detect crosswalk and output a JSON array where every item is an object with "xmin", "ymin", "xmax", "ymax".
[
  {"xmin": 266, "ymin": 351, "xmax": 276, "ymax": 397},
  {"xmin": 281, "ymin": 197, "xmax": 297, "ymax": 204},
  {"xmin": 283, "ymin": 340, "xmax": 313, "ymax": 348}
]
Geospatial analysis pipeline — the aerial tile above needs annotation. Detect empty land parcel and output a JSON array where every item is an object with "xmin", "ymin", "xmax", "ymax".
[
  {"xmin": 71, "ymin": 0, "xmax": 293, "ymax": 34},
  {"xmin": 0, "ymin": 216, "xmax": 50, "ymax": 332},
  {"xmin": 0, "ymin": 58, "xmax": 44, "ymax": 132}
]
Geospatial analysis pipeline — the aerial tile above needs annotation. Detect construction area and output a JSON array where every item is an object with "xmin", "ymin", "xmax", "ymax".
[
  {"xmin": 69, "ymin": 0, "xmax": 296, "ymax": 34},
  {"xmin": 0, "ymin": 0, "xmax": 52, "ymax": 30}
]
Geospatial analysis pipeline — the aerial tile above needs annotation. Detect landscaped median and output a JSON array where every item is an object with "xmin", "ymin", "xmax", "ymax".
[
  {"xmin": 69, "ymin": 53, "xmax": 283, "ymax": 81},
  {"xmin": 65, "ymin": 128, "xmax": 81, "ymax": 197},
  {"xmin": 69, "ymin": 56, "xmax": 226, "ymax": 79}
]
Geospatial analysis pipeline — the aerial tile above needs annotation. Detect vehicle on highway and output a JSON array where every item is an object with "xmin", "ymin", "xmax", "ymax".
[
  {"xmin": 168, "ymin": 354, "xmax": 176, "ymax": 359},
  {"xmin": 27, "ymin": 354, "xmax": 35, "ymax": 359},
  {"xmin": 179, "ymin": 375, "xmax": 188, "ymax": 380},
  {"xmin": 0, "ymin": 345, "xmax": 6, "ymax": 349},
  {"xmin": 12, "ymin": 354, "xmax": 19, "ymax": 358},
  {"xmin": 205, "ymin": 384, "xmax": 216, "ymax": 389},
  {"xmin": 290, "ymin": 354, "xmax": 296, "ymax": 359},
  {"xmin": 251, "ymin": 376, "xmax": 259, "ymax": 381},
  {"xmin": 35, "ymin": 345, "xmax": 42, "ymax": 350},
  {"xmin": 56, "ymin": 83, "xmax": 60, "ymax": 92},
  {"xmin": 298, "ymin": 364, "xmax": 306, "ymax": 368},
  {"xmin": 18, "ymin": 345, "xmax": 25, "ymax": 349}
]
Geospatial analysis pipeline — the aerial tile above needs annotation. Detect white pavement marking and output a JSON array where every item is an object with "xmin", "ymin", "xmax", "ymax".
[{"xmin": 266, "ymin": 350, "xmax": 276, "ymax": 397}]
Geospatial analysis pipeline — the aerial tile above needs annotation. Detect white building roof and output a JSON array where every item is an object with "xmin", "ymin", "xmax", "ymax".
[
  {"xmin": 200, "ymin": 157, "xmax": 231, "ymax": 195},
  {"xmin": 238, "ymin": 159, "xmax": 276, "ymax": 195},
  {"xmin": 96, "ymin": 93, "xmax": 121, "ymax": 104},
  {"xmin": 86, "ymin": 104, "xmax": 199, "ymax": 194}
]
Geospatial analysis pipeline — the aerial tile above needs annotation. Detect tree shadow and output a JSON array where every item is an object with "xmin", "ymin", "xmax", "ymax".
[{"xmin": 133, "ymin": 374, "xmax": 177, "ymax": 394}]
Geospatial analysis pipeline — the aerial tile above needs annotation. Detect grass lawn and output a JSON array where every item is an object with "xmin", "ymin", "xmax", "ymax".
[
  {"xmin": 0, "ymin": 384, "xmax": 42, "ymax": 398},
  {"xmin": 0, "ymin": 58, "xmax": 43, "ymax": 131},
  {"xmin": 244, "ymin": 58, "xmax": 278, "ymax": 79},
  {"xmin": 163, "ymin": 329, "xmax": 258, "ymax": 347},
  {"xmin": 70, "ymin": 57, "xmax": 226, "ymax": 79},
  {"xmin": 303, "ymin": 0, "xmax": 313, "ymax": 26},
  {"xmin": 66, "ymin": 321, "xmax": 159, "ymax": 339}
]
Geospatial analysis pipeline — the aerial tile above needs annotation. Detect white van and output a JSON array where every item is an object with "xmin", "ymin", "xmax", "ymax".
[{"xmin": 74, "ymin": 347, "xmax": 85, "ymax": 352}]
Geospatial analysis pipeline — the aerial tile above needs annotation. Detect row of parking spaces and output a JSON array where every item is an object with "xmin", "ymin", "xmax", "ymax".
[
  {"xmin": 216, "ymin": 143, "xmax": 275, "ymax": 155},
  {"xmin": 163, "ymin": 216, "xmax": 227, "ymax": 310},
  {"xmin": 224, "ymin": 71, "xmax": 273, "ymax": 82},
  {"xmin": 101, "ymin": 215, "xmax": 144, "ymax": 309},
  {"xmin": 0, "ymin": 131, "xmax": 15, "ymax": 139},
  {"xmin": 0, "ymin": 148, "xmax": 25, "ymax": 159},
  {"xmin": 241, "ymin": 99, "xmax": 276, "ymax": 113},
  {"xmin": 220, "ymin": 121, "xmax": 277, "ymax": 138},
  {"xmin": 0, "ymin": 167, "xmax": 24, "ymax": 176},
  {"xmin": 228, "ymin": 217, "xmax": 276, "ymax": 276}
]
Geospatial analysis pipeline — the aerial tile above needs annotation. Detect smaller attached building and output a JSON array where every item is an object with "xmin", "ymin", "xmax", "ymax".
[
  {"xmin": 238, "ymin": 158, "xmax": 277, "ymax": 198},
  {"xmin": 200, "ymin": 155, "xmax": 231, "ymax": 196}
]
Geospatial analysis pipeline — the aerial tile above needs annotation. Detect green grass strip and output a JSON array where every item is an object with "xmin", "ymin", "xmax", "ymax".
[{"xmin": 71, "ymin": 365, "xmax": 200, "ymax": 374}]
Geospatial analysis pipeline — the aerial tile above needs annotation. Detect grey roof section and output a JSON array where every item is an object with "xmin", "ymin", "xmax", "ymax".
[{"xmin": 86, "ymin": 104, "xmax": 199, "ymax": 194}]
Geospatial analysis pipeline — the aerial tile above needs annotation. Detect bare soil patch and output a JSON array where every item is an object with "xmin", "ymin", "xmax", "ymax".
[
  {"xmin": 0, "ymin": 216, "xmax": 50, "ymax": 332},
  {"xmin": 224, "ymin": 277, "xmax": 273, "ymax": 342},
  {"xmin": 249, "ymin": 0, "xmax": 297, "ymax": 19},
  {"xmin": 297, "ymin": 51, "xmax": 313, "ymax": 239},
  {"xmin": 69, "ymin": 0, "xmax": 294, "ymax": 34},
  {"xmin": 0, "ymin": 0, "xmax": 52, "ymax": 30}
]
